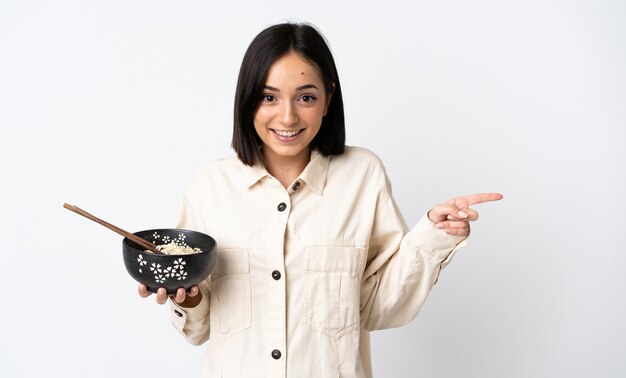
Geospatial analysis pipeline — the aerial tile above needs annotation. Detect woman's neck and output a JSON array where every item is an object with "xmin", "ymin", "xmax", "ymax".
[{"xmin": 263, "ymin": 148, "xmax": 311, "ymax": 189}]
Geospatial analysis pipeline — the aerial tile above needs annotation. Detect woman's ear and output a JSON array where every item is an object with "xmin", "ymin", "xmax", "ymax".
[{"xmin": 323, "ymin": 82, "xmax": 336, "ymax": 116}]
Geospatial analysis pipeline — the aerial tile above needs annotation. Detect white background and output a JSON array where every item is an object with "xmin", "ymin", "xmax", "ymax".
[{"xmin": 1, "ymin": 0, "xmax": 625, "ymax": 377}]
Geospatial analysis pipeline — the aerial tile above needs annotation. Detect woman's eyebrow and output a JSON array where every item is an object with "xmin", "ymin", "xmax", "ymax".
[
  {"xmin": 263, "ymin": 84, "xmax": 320, "ymax": 91},
  {"xmin": 296, "ymin": 84, "xmax": 320, "ymax": 91}
]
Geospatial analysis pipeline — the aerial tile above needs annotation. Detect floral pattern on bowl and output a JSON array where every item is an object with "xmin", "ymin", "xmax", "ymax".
[{"xmin": 123, "ymin": 228, "xmax": 216, "ymax": 294}]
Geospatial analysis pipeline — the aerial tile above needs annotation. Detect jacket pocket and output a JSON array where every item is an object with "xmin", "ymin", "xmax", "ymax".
[
  {"xmin": 210, "ymin": 248, "xmax": 251, "ymax": 339},
  {"xmin": 304, "ymin": 245, "xmax": 366, "ymax": 339}
]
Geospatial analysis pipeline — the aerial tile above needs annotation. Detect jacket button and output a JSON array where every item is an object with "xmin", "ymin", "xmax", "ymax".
[
  {"xmin": 292, "ymin": 181, "xmax": 301, "ymax": 191},
  {"xmin": 174, "ymin": 310, "xmax": 183, "ymax": 318},
  {"xmin": 271, "ymin": 349, "xmax": 282, "ymax": 360},
  {"xmin": 277, "ymin": 202, "xmax": 287, "ymax": 212},
  {"xmin": 272, "ymin": 270, "xmax": 281, "ymax": 280}
]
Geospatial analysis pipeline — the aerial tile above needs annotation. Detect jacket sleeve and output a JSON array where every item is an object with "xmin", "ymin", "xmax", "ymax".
[
  {"xmin": 167, "ymin": 195, "xmax": 211, "ymax": 345},
  {"xmin": 359, "ymin": 186, "xmax": 467, "ymax": 331}
]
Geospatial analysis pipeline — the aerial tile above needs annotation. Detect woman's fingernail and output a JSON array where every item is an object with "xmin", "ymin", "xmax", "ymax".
[
  {"xmin": 436, "ymin": 222, "xmax": 444, "ymax": 229},
  {"xmin": 458, "ymin": 211, "xmax": 468, "ymax": 218}
]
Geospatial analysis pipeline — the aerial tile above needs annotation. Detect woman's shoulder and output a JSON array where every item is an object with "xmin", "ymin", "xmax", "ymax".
[
  {"xmin": 329, "ymin": 146, "xmax": 391, "ymax": 190},
  {"xmin": 186, "ymin": 155, "xmax": 244, "ymax": 188},
  {"xmin": 200, "ymin": 155, "xmax": 243, "ymax": 173},
  {"xmin": 333, "ymin": 146, "xmax": 387, "ymax": 172}
]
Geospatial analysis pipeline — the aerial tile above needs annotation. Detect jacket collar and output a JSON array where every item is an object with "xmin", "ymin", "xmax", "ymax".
[{"xmin": 242, "ymin": 149, "xmax": 330, "ymax": 195}]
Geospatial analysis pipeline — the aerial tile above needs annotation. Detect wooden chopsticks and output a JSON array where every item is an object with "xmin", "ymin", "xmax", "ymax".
[{"xmin": 63, "ymin": 203, "xmax": 163, "ymax": 254}]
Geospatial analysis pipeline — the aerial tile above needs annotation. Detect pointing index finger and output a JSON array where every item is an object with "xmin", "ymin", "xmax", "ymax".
[{"xmin": 456, "ymin": 193, "xmax": 503, "ymax": 208}]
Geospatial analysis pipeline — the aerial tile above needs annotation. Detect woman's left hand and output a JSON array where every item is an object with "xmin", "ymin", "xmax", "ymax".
[{"xmin": 427, "ymin": 193, "xmax": 503, "ymax": 236}]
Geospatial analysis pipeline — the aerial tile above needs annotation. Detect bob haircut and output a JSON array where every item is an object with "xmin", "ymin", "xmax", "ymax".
[{"xmin": 232, "ymin": 23, "xmax": 345, "ymax": 166}]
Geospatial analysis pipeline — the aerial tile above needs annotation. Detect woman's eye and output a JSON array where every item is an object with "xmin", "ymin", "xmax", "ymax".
[
  {"xmin": 261, "ymin": 94, "xmax": 275, "ymax": 102},
  {"xmin": 300, "ymin": 95, "xmax": 317, "ymax": 103}
]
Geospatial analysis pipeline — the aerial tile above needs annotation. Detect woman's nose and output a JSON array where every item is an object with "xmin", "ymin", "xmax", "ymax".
[{"xmin": 278, "ymin": 102, "xmax": 298, "ymax": 125}]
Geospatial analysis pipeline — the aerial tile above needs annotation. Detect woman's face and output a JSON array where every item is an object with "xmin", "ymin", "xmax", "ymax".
[{"xmin": 254, "ymin": 52, "xmax": 330, "ymax": 165}]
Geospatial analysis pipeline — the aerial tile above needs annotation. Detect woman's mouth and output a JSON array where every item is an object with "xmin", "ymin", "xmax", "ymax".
[{"xmin": 271, "ymin": 128, "xmax": 304, "ymax": 141}]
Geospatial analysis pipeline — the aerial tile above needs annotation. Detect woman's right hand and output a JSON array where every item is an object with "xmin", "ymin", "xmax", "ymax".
[{"xmin": 138, "ymin": 283, "xmax": 202, "ymax": 307}]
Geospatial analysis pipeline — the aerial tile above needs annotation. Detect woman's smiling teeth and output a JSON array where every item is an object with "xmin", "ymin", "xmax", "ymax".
[{"xmin": 272, "ymin": 129, "xmax": 303, "ymax": 138}]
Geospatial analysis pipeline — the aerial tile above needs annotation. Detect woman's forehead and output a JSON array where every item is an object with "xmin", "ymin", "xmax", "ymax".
[{"xmin": 265, "ymin": 52, "xmax": 324, "ymax": 87}]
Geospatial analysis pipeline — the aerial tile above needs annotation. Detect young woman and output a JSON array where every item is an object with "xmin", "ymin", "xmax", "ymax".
[{"xmin": 139, "ymin": 23, "xmax": 502, "ymax": 377}]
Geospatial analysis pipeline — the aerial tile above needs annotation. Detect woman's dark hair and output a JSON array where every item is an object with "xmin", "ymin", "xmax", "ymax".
[{"xmin": 232, "ymin": 22, "xmax": 345, "ymax": 166}]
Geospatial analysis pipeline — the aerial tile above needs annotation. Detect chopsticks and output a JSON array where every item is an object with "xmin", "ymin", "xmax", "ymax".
[{"xmin": 63, "ymin": 203, "xmax": 164, "ymax": 255}]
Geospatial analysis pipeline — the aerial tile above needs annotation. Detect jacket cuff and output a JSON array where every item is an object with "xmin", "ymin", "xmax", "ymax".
[
  {"xmin": 168, "ymin": 294, "xmax": 209, "ymax": 331},
  {"xmin": 403, "ymin": 214, "xmax": 468, "ymax": 262}
]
